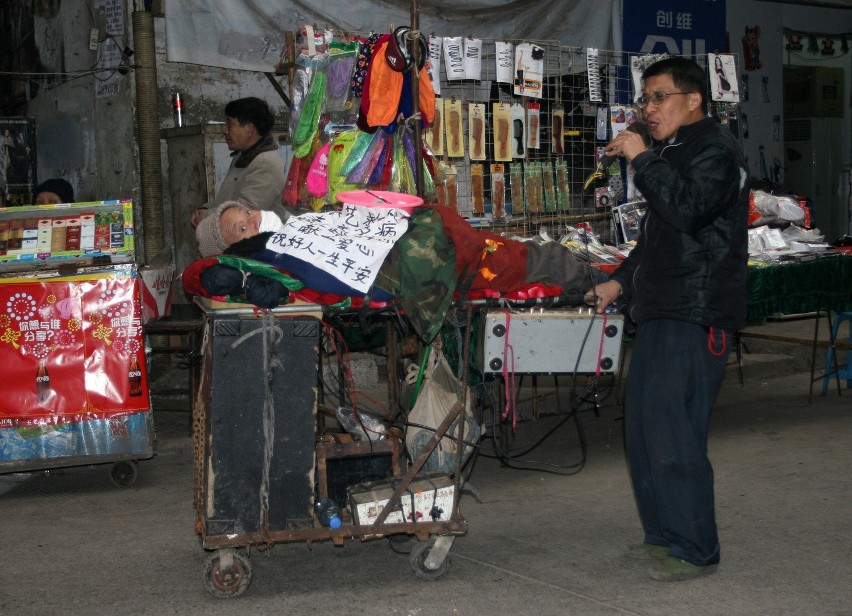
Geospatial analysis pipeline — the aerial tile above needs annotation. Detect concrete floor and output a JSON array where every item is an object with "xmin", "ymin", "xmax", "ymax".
[{"xmin": 1, "ymin": 316, "xmax": 850, "ymax": 615}]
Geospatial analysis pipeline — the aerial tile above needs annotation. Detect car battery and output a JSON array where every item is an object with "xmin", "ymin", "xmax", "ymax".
[
  {"xmin": 481, "ymin": 309, "xmax": 624, "ymax": 374},
  {"xmin": 348, "ymin": 472, "xmax": 455, "ymax": 526}
]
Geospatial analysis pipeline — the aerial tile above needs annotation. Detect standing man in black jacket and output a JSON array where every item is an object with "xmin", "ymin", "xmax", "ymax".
[{"xmin": 589, "ymin": 56, "xmax": 749, "ymax": 582}]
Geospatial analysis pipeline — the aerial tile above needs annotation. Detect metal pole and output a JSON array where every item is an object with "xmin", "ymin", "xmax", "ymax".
[
  {"xmin": 132, "ymin": 10, "xmax": 165, "ymax": 264},
  {"xmin": 410, "ymin": 0, "xmax": 425, "ymax": 198}
]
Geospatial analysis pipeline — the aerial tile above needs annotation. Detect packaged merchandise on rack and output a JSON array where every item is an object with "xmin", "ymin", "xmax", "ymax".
[{"xmin": 283, "ymin": 25, "xmax": 439, "ymax": 212}]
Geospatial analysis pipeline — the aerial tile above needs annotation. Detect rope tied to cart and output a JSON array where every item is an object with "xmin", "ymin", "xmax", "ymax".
[{"xmin": 230, "ymin": 309, "xmax": 283, "ymax": 537}]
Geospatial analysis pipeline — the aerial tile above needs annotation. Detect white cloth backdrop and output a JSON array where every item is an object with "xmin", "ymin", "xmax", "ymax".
[{"xmin": 165, "ymin": 0, "xmax": 622, "ymax": 72}]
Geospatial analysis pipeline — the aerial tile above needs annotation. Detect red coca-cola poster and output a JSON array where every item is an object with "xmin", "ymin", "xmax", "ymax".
[{"xmin": 0, "ymin": 269, "xmax": 149, "ymax": 427}]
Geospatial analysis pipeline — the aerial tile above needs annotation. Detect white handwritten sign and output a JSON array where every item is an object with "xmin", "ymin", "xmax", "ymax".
[{"xmin": 265, "ymin": 204, "xmax": 409, "ymax": 293}]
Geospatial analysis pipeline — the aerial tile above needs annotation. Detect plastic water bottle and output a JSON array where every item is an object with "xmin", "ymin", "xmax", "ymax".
[{"xmin": 314, "ymin": 498, "xmax": 343, "ymax": 529}]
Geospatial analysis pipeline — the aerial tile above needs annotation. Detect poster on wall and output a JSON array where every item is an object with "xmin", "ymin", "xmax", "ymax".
[
  {"xmin": 709, "ymin": 53, "xmax": 740, "ymax": 102},
  {"xmin": 94, "ymin": 0, "xmax": 126, "ymax": 98},
  {"xmin": 0, "ymin": 117, "xmax": 37, "ymax": 207},
  {"xmin": 0, "ymin": 268, "xmax": 149, "ymax": 428}
]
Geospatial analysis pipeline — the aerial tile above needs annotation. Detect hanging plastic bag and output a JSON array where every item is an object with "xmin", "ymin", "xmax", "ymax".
[
  {"xmin": 374, "ymin": 135, "xmax": 396, "ymax": 190},
  {"xmin": 388, "ymin": 131, "xmax": 406, "ymax": 193},
  {"xmin": 420, "ymin": 143, "xmax": 437, "ymax": 200},
  {"xmin": 282, "ymin": 156, "xmax": 305, "ymax": 207},
  {"xmin": 293, "ymin": 70, "xmax": 328, "ymax": 158},
  {"xmin": 288, "ymin": 61, "xmax": 314, "ymax": 137},
  {"xmin": 325, "ymin": 43, "xmax": 358, "ymax": 114},
  {"xmin": 366, "ymin": 134, "xmax": 393, "ymax": 186},
  {"xmin": 406, "ymin": 342, "xmax": 482, "ymax": 475},
  {"xmin": 340, "ymin": 130, "xmax": 376, "ymax": 177},
  {"xmin": 400, "ymin": 129, "xmax": 419, "ymax": 193},
  {"xmin": 327, "ymin": 130, "xmax": 361, "ymax": 202},
  {"xmin": 306, "ymin": 141, "xmax": 331, "ymax": 197},
  {"xmin": 347, "ymin": 130, "xmax": 388, "ymax": 185}
]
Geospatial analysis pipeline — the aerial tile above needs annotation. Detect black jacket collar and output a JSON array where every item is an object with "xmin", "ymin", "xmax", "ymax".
[{"xmin": 671, "ymin": 116, "xmax": 715, "ymax": 145}]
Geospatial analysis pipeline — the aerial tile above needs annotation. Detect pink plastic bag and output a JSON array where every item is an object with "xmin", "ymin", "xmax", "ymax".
[{"xmin": 306, "ymin": 142, "xmax": 331, "ymax": 198}]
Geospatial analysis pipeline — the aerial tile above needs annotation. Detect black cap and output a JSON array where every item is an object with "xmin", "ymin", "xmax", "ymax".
[{"xmin": 35, "ymin": 178, "xmax": 75, "ymax": 204}]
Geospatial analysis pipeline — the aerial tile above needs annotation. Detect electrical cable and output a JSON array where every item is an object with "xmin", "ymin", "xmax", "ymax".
[
  {"xmin": 314, "ymin": 139, "xmax": 626, "ymax": 476},
  {"xmin": 477, "ymin": 127, "xmax": 627, "ymax": 472}
]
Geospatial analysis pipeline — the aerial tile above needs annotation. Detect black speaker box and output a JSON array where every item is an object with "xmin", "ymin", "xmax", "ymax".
[{"xmin": 199, "ymin": 315, "xmax": 319, "ymax": 538}]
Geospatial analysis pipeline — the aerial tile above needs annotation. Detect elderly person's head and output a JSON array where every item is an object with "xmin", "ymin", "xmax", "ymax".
[
  {"xmin": 195, "ymin": 201, "xmax": 275, "ymax": 257},
  {"xmin": 35, "ymin": 178, "xmax": 75, "ymax": 205}
]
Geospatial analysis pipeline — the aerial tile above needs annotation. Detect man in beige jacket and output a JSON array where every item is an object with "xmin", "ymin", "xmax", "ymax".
[{"xmin": 189, "ymin": 97, "xmax": 288, "ymax": 231}]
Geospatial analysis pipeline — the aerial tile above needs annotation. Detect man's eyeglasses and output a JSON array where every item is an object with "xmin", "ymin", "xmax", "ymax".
[{"xmin": 636, "ymin": 91, "xmax": 691, "ymax": 108}]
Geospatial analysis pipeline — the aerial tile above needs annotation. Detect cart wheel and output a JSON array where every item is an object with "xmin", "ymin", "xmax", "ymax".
[
  {"xmin": 409, "ymin": 538, "xmax": 451, "ymax": 580},
  {"xmin": 203, "ymin": 549, "xmax": 252, "ymax": 598},
  {"xmin": 109, "ymin": 461, "xmax": 138, "ymax": 487}
]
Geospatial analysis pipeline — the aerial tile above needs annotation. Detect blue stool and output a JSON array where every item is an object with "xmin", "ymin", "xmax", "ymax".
[{"xmin": 822, "ymin": 311, "xmax": 852, "ymax": 395}]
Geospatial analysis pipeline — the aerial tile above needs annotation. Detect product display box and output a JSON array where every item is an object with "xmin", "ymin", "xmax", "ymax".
[
  {"xmin": 0, "ymin": 200, "xmax": 135, "ymax": 267},
  {"xmin": 348, "ymin": 472, "xmax": 455, "ymax": 526}
]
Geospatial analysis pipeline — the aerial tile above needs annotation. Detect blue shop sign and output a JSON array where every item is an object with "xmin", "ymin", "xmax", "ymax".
[{"xmin": 623, "ymin": 0, "xmax": 726, "ymax": 59}]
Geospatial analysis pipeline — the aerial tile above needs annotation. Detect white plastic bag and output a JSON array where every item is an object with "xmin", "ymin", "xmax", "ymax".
[
  {"xmin": 776, "ymin": 196, "xmax": 806, "ymax": 223},
  {"xmin": 336, "ymin": 406, "xmax": 387, "ymax": 442},
  {"xmin": 406, "ymin": 344, "xmax": 481, "ymax": 474}
]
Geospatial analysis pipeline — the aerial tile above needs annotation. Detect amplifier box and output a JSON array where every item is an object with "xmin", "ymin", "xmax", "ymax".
[{"xmin": 481, "ymin": 309, "xmax": 623, "ymax": 374}]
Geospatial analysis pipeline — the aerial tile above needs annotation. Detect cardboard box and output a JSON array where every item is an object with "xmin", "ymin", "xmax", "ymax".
[{"xmin": 348, "ymin": 472, "xmax": 455, "ymax": 526}]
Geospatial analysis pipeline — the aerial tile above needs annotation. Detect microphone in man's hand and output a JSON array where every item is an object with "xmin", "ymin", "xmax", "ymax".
[
  {"xmin": 583, "ymin": 122, "xmax": 651, "ymax": 190},
  {"xmin": 597, "ymin": 122, "xmax": 651, "ymax": 170}
]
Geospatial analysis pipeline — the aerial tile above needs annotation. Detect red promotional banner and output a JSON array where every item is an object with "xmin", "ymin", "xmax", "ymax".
[{"xmin": 0, "ymin": 269, "xmax": 149, "ymax": 427}]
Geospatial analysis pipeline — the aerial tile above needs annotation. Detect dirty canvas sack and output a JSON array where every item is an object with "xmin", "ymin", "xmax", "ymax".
[{"xmin": 406, "ymin": 344, "xmax": 481, "ymax": 474}]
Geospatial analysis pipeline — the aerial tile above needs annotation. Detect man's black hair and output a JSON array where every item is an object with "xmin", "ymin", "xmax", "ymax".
[
  {"xmin": 642, "ymin": 57, "xmax": 708, "ymax": 114},
  {"xmin": 224, "ymin": 97, "xmax": 275, "ymax": 135}
]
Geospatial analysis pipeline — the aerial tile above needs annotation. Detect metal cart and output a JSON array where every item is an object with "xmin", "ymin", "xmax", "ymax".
[
  {"xmin": 0, "ymin": 202, "xmax": 154, "ymax": 487},
  {"xmin": 193, "ymin": 300, "xmax": 471, "ymax": 598}
]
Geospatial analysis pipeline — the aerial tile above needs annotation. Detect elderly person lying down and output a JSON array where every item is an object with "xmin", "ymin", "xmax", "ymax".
[{"xmin": 191, "ymin": 199, "xmax": 607, "ymax": 314}]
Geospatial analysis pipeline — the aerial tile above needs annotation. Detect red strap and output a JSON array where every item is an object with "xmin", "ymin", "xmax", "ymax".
[
  {"xmin": 595, "ymin": 313, "xmax": 609, "ymax": 377},
  {"xmin": 707, "ymin": 326, "xmax": 727, "ymax": 356},
  {"xmin": 501, "ymin": 309, "xmax": 517, "ymax": 432}
]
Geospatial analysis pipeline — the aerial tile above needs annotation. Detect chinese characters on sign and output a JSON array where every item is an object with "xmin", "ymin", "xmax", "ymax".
[
  {"xmin": 266, "ymin": 204, "xmax": 409, "ymax": 293},
  {"xmin": 623, "ymin": 0, "xmax": 726, "ymax": 60},
  {"xmin": 656, "ymin": 10, "xmax": 693, "ymax": 31},
  {"xmin": 0, "ymin": 271, "xmax": 149, "ymax": 427}
]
